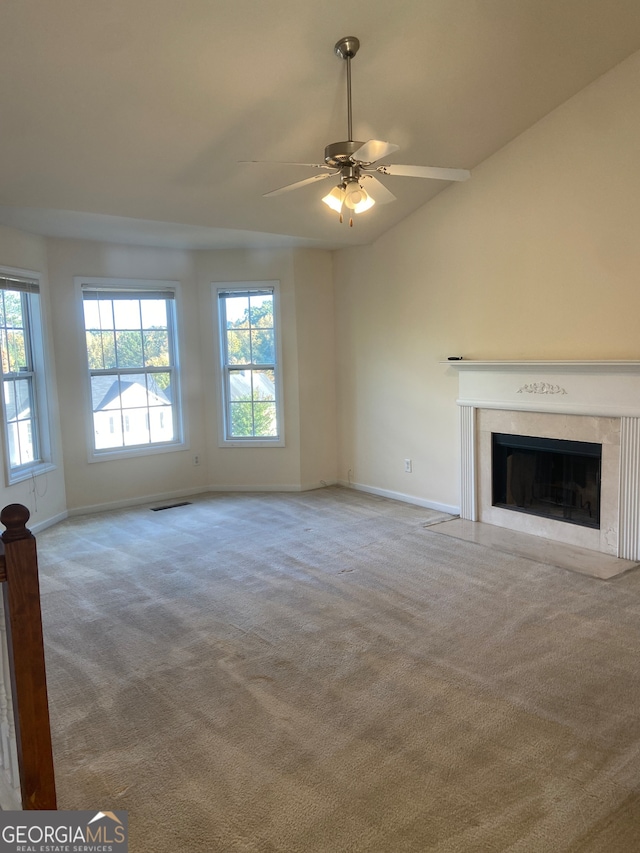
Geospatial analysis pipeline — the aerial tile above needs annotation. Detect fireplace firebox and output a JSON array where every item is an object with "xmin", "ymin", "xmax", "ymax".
[{"xmin": 492, "ymin": 433, "xmax": 602, "ymax": 529}]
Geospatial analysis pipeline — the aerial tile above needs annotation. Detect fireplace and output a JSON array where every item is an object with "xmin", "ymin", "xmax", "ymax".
[
  {"xmin": 448, "ymin": 360, "xmax": 640, "ymax": 561},
  {"xmin": 491, "ymin": 433, "xmax": 601, "ymax": 529}
]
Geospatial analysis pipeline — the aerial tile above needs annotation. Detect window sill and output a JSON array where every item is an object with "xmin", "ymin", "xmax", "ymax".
[
  {"xmin": 7, "ymin": 461, "xmax": 57, "ymax": 486},
  {"xmin": 88, "ymin": 440, "xmax": 186, "ymax": 463},
  {"xmin": 219, "ymin": 438, "xmax": 285, "ymax": 448}
]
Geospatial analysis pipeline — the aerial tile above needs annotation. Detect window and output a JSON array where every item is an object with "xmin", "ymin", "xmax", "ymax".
[
  {"xmin": 80, "ymin": 280, "xmax": 183, "ymax": 458},
  {"xmin": 0, "ymin": 269, "xmax": 54, "ymax": 483},
  {"xmin": 217, "ymin": 284, "xmax": 283, "ymax": 445}
]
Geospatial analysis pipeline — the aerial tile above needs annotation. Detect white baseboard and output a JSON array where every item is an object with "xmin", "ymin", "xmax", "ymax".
[
  {"xmin": 337, "ymin": 479, "xmax": 459, "ymax": 515},
  {"xmin": 67, "ymin": 486, "xmax": 212, "ymax": 517},
  {"xmin": 205, "ymin": 480, "xmax": 336, "ymax": 493},
  {"xmin": 30, "ymin": 510, "xmax": 69, "ymax": 534},
  {"xmin": 66, "ymin": 481, "xmax": 339, "ymax": 517},
  {"xmin": 42, "ymin": 480, "xmax": 436, "ymax": 525},
  {"xmin": 205, "ymin": 483, "xmax": 301, "ymax": 493}
]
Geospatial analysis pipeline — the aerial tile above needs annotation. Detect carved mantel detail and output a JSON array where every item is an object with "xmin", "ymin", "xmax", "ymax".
[{"xmin": 517, "ymin": 382, "xmax": 567, "ymax": 395}]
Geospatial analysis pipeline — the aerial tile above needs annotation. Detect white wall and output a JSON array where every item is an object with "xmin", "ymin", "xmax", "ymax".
[
  {"xmin": 0, "ymin": 226, "xmax": 67, "ymax": 529},
  {"xmin": 293, "ymin": 249, "xmax": 337, "ymax": 489},
  {"xmin": 333, "ymin": 49, "xmax": 640, "ymax": 511},
  {"xmin": 46, "ymin": 238, "xmax": 207, "ymax": 512},
  {"xmin": 195, "ymin": 247, "xmax": 337, "ymax": 491},
  {"xmin": 40, "ymin": 240, "xmax": 336, "ymax": 514}
]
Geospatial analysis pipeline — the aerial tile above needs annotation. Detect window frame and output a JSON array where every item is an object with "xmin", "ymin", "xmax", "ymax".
[
  {"xmin": 76, "ymin": 277, "xmax": 187, "ymax": 462},
  {"xmin": 0, "ymin": 266, "xmax": 56, "ymax": 485},
  {"xmin": 215, "ymin": 281, "xmax": 284, "ymax": 448}
]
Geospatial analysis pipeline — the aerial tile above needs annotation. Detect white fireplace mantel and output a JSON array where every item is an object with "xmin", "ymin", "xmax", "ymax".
[{"xmin": 444, "ymin": 360, "xmax": 640, "ymax": 561}]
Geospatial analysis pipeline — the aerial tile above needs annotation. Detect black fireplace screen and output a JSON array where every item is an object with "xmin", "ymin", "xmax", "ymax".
[{"xmin": 492, "ymin": 433, "xmax": 602, "ymax": 529}]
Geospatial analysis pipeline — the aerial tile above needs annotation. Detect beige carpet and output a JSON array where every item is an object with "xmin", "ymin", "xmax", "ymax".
[{"xmin": 35, "ymin": 487, "xmax": 640, "ymax": 852}]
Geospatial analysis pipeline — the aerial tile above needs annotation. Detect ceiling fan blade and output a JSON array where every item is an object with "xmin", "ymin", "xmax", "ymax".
[
  {"xmin": 376, "ymin": 164, "xmax": 471, "ymax": 181},
  {"xmin": 352, "ymin": 140, "xmax": 400, "ymax": 164},
  {"xmin": 360, "ymin": 174, "xmax": 397, "ymax": 204},
  {"xmin": 263, "ymin": 172, "xmax": 337, "ymax": 198},
  {"xmin": 240, "ymin": 160, "xmax": 334, "ymax": 170}
]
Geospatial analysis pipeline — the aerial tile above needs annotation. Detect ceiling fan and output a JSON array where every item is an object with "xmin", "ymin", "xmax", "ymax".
[{"xmin": 243, "ymin": 36, "xmax": 470, "ymax": 226}]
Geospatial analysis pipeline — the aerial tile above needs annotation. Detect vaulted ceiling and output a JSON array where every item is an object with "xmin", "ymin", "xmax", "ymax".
[{"xmin": 1, "ymin": 0, "xmax": 640, "ymax": 250}]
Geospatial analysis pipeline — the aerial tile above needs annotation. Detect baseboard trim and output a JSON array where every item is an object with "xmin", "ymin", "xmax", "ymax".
[
  {"xmin": 31, "ymin": 510, "xmax": 69, "ymax": 534},
  {"xmin": 67, "ymin": 486, "xmax": 212, "ymax": 517},
  {"xmin": 337, "ymin": 480, "xmax": 460, "ymax": 515},
  {"xmin": 205, "ymin": 481, "xmax": 336, "ymax": 493},
  {"xmin": 66, "ymin": 482, "xmax": 340, "ymax": 517}
]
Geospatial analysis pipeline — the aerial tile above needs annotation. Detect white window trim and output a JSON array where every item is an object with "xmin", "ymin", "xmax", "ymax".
[
  {"xmin": 0, "ymin": 265, "xmax": 57, "ymax": 486},
  {"xmin": 75, "ymin": 276, "xmax": 188, "ymax": 463},
  {"xmin": 214, "ymin": 281, "xmax": 285, "ymax": 448}
]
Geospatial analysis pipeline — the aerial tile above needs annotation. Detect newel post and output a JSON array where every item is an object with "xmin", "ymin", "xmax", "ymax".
[{"xmin": 1, "ymin": 504, "xmax": 57, "ymax": 809}]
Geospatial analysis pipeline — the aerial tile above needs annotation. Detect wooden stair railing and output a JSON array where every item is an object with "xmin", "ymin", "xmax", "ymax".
[{"xmin": 0, "ymin": 503, "xmax": 57, "ymax": 809}]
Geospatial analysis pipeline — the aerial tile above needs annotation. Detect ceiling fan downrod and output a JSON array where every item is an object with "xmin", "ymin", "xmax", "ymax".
[{"xmin": 334, "ymin": 36, "xmax": 360, "ymax": 143}]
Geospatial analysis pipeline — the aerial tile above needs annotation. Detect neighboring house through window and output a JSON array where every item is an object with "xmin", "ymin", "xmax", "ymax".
[
  {"xmin": 78, "ymin": 278, "xmax": 184, "ymax": 459},
  {"xmin": 216, "ymin": 283, "xmax": 284, "ymax": 446},
  {"xmin": 0, "ymin": 268, "xmax": 55, "ymax": 484}
]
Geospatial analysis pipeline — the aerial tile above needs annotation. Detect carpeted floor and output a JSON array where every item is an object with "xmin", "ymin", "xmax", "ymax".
[{"xmin": 35, "ymin": 486, "xmax": 640, "ymax": 852}]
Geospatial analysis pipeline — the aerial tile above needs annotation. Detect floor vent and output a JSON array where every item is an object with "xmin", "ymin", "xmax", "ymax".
[{"xmin": 150, "ymin": 501, "xmax": 193, "ymax": 512}]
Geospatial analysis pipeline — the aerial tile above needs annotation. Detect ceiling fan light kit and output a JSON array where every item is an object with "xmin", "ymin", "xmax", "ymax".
[{"xmin": 251, "ymin": 36, "xmax": 471, "ymax": 226}]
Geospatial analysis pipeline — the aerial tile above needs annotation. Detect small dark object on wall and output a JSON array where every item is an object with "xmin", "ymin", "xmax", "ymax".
[{"xmin": 447, "ymin": 356, "xmax": 464, "ymax": 361}]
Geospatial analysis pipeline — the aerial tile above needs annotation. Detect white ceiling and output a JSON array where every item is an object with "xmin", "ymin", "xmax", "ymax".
[{"xmin": 1, "ymin": 0, "xmax": 640, "ymax": 251}]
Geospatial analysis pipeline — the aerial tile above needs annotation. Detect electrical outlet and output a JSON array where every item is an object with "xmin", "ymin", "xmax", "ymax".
[
  {"xmin": 404, "ymin": 458, "xmax": 412, "ymax": 473},
  {"xmin": 193, "ymin": 454, "xmax": 201, "ymax": 466}
]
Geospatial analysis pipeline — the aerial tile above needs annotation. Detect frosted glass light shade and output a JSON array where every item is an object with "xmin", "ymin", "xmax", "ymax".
[{"xmin": 322, "ymin": 186, "xmax": 345, "ymax": 212}]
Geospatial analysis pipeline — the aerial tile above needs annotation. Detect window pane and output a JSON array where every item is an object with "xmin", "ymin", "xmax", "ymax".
[
  {"xmin": 94, "ymin": 411, "xmax": 123, "ymax": 450},
  {"xmin": 4, "ymin": 379, "xmax": 16, "ymax": 420},
  {"xmin": 116, "ymin": 330, "xmax": 144, "ymax": 368},
  {"xmin": 3, "ymin": 291, "xmax": 23, "ymax": 328},
  {"xmin": 0, "ymin": 294, "xmax": 5, "ymax": 327},
  {"xmin": 249, "ymin": 294, "xmax": 273, "ymax": 328},
  {"xmin": 16, "ymin": 417, "xmax": 35, "ymax": 464},
  {"xmin": 98, "ymin": 300, "xmax": 114, "ymax": 330},
  {"xmin": 148, "ymin": 372, "xmax": 172, "ymax": 405},
  {"xmin": 6, "ymin": 330, "xmax": 27, "ymax": 372},
  {"xmin": 102, "ymin": 332, "xmax": 117, "ymax": 369},
  {"xmin": 86, "ymin": 331, "xmax": 104, "ymax": 370},
  {"xmin": 6, "ymin": 330, "xmax": 26, "ymax": 373},
  {"xmin": 229, "ymin": 370, "xmax": 252, "ymax": 401},
  {"xmin": 123, "ymin": 407, "xmax": 150, "ymax": 446},
  {"xmin": 143, "ymin": 330, "xmax": 169, "ymax": 367},
  {"xmin": 14, "ymin": 379, "xmax": 31, "ymax": 419},
  {"xmin": 229, "ymin": 402, "xmax": 253, "ymax": 436},
  {"xmin": 225, "ymin": 296, "xmax": 250, "ymax": 328},
  {"xmin": 87, "ymin": 330, "xmax": 116, "ymax": 370},
  {"xmin": 7, "ymin": 421, "xmax": 20, "ymax": 468},
  {"xmin": 251, "ymin": 329, "xmax": 274, "ymax": 364},
  {"xmin": 252, "ymin": 369, "xmax": 275, "ymax": 401},
  {"xmin": 253, "ymin": 402, "xmax": 277, "ymax": 437},
  {"xmin": 91, "ymin": 375, "xmax": 120, "ymax": 411},
  {"xmin": 0, "ymin": 330, "xmax": 7, "ymax": 373},
  {"xmin": 141, "ymin": 300, "xmax": 167, "ymax": 329},
  {"xmin": 149, "ymin": 405, "xmax": 174, "ymax": 442},
  {"xmin": 227, "ymin": 330, "xmax": 251, "ymax": 364},
  {"xmin": 120, "ymin": 373, "xmax": 148, "ymax": 408},
  {"xmin": 113, "ymin": 299, "xmax": 141, "ymax": 330},
  {"xmin": 83, "ymin": 300, "xmax": 101, "ymax": 329}
]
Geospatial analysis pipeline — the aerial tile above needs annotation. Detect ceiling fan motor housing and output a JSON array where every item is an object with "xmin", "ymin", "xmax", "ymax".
[{"xmin": 324, "ymin": 140, "xmax": 366, "ymax": 168}]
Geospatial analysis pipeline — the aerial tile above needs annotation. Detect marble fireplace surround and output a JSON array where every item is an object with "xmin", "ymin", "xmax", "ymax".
[{"xmin": 449, "ymin": 361, "xmax": 640, "ymax": 561}]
